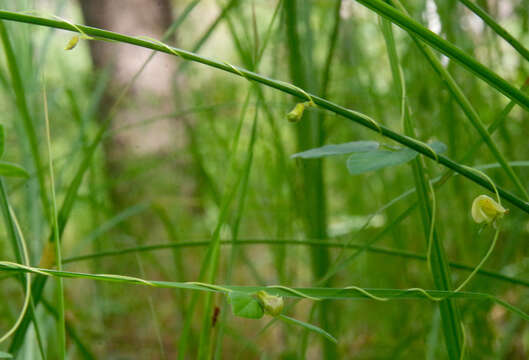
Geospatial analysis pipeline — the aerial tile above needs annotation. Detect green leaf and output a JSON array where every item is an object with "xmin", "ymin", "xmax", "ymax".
[
  {"xmin": 346, "ymin": 141, "xmax": 446, "ymax": 175},
  {"xmin": 0, "ymin": 351, "xmax": 13, "ymax": 359},
  {"xmin": 0, "ymin": 124, "xmax": 5, "ymax": 158},
  {"xmin": 228, "ymin": 292, "xmax": 264, "ymax": 319},
  {"xmin": 291, "ymin": 141, "xmax": 379, "ymax": 159},
  {"xmin": 346, "ymin": 147, "xmax": 416, "ymax": 175},
  {"xmin": 0, "ymin": 161, "xmax": 29, "ymax": 178},
  {"xmin": 279, "ymin": 314, "xmax": 337, "ymax": 343},
  {"xmin": 428, "ymin": 141, "xmax": 447, "ymax": 154}
]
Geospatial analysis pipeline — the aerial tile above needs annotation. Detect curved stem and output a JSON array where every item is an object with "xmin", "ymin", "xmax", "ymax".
[{"xmin": 455, "ymin": 226, "xmax": 500, "ymax": 292}]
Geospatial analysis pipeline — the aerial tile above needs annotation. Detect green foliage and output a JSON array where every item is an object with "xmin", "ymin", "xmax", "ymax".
[
  {"xmin": 228, "ymin": 292, "xmax": 264, "ymax": 319},
  {"xmin": 291, "ymin": 141, "xmax": 379, "ymax": 158},
  {"xmin": 0, "ymin": 1, "xmax": 528, "ymax": 359},
  {"xmin": 293, "ymin": 140, "xmax": 446, "ymax": 175},
  {"xmin": 0, "ymin": 161, "xmax": 28, "ymax": 178}
]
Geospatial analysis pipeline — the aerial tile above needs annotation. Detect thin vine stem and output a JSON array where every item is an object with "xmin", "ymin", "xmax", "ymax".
[{"xmin": 0, "ymin": 10, "xmax": 527, "ymax": 214}]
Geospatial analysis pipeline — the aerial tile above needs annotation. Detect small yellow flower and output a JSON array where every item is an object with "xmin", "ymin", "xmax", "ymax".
[
  {"xmin": 64, "ymin": 35, "xmax": 80, "ymax": 50},
  {"xmin": 287, "ymin": 102, "xmax": 306, "ymax": 123},
  {"xmin": 471, "ymin": 195, "xmax": 508, "ymax": 224},
  {"xmin": 287, "ymin": 101, "xmax": 315, "ymax": 123},
  {"xmin": 256, "ymin": 290, "xmax": 284, "ymax": 316}
]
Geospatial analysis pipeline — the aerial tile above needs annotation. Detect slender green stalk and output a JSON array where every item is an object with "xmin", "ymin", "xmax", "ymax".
[
  {"xmin": 454, "ymin": 226, "xmax": 500, "ymax": 292},
  {"xmin": 1, "ymin": 262, "xmax": 529, "ymax": 324},
  {"xmin": 0, "ymin": 21, "xmax": 50, "ymax": 221},
  {"xmin": 214, "ymin": 98, "xmax": 260, "ymax": 358},
  {"xmin": 0, "ymin": 11, "xmax": 526, "ymax": 214},
  {"xmin": 179, "ymin": 94, "xmax": 251, "ymax": 360},
  {"xmin": 8, "ymin": 9, "xmax": 196, "ymax": 353},
  {"xmin": 0, "ymin": 8, "xmax": 529, "ymax": 213},
  {"xmin": 381, "ymin": 19, "xmax": 462, "ymax": 358},
  {"xmin": 41, "ymin": 299, "xmax": 96, "ymax": 360},
  {"xmin": 0, "ymin": 180, "xmax": 33, "ymax": 346},
  {"xmin": 178, "ymin": 0, "xmax": 239, "ymax": 72},
  {"xmin": 43, "ymin": 87, "xmax": 65, "ymax": 359},
  {"xmin": 55, "ymin": 237, "xmax": 529, "ymax": 288},
  {"xmin": 223, "ymin": 0, "xmax": 294, "ymax": 288},
  {"xmin": 28, "ymin": 300, "xmax": 46, "ymax": 360},
  {"xmin": 391, "ymin": 0, "xmax": 529, "ymax": 200},
  {"xmin": 352, "ymin": 0, "xmax": 529, "ymax": 111},
  {"xmin": 458, "ymin": 0, "xmax": 529, "ymax": 62},
  {"xmin": 283, "ymin": 1, "xmax": 335, "ymax": 357},
  {"xmin": 319, "ymin": 0, "xmax": 343, "ymax": 101}
]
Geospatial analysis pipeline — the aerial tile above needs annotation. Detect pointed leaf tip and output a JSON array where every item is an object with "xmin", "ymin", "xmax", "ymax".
[{"xmin": 0, "ymin": 161, "xmax": 29, "ymax": 178}]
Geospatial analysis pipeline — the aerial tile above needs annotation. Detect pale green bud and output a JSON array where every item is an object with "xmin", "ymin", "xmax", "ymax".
[{"xmin": 256, "ymin": 290, "xmax": 284, "ymax": 317}]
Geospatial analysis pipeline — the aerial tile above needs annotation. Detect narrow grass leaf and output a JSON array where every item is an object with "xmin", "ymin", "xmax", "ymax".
[
  {"xmin": 381, "ymin": 17, "xmax": 462, "ymax": 358},
  {"xmin": 284, "ymin": 1, "xmax": 335, "ymax": 356},
  {"xmin": 0, "ymin": 124, "xmax": 4, "ymax": 158},
  {"xmin": 0, "ymin": 161, "xmax": 29, "ymax": 178},
  {"xmin": 353, "ymin": 0, "xmax": 529, "ymax": 111},
  {"xmin": 279, "ymin": 315, "xmax": 337, "ymax": 343},
  {"xmin": 0, "ymin": 11, "xmax": 527, "ymax": 213},
  {"xmin": 0, "ymin": 20, "xmax": 50, "ymax": 220},
  {"xmin": 59, "ymin": 235, "xmax": 529, "ymax": 289},
  {"xmin": 458, "ymin": 0, "xmax": 529, "ymax": 62}
]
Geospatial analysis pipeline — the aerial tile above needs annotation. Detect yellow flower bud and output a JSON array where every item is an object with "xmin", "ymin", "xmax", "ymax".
[
  {"xmin": 256, "ymin": 290, "xmax": 284, "ymax": 317},
  {"xmin": 65, "ymin": 35, "xmax": 80, "ymax": 50},
  {"xmin": 471, "ymin": 195, "xmax": 508, "ymax": 224},
  {"xmin": 287, "ymin": 102, "xmax": 306, "ymax": 123}
]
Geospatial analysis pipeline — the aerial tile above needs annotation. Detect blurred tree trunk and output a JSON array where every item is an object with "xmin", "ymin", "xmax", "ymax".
[
  {"xmin": 79, "ymin": 0, "xmax": 179, "ymax": 204},
  {"xmin": 78, "ymin": 1, "xmax": 181, "ymax": 355}
]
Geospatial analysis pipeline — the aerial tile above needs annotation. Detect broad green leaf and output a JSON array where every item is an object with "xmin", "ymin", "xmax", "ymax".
[
  {"xmin": 346, "ymin": 141, "xmax": 446, "ymax": 175},
  {"xmin": 228, "ymin": 292, "xmax": 263, "ymax": 319},
  {"xmin": 0, "ymin": 351, "xmax": 12, "ymax": 359},
  {"xmin": 291, "ymin": 141, "xmax": 379, "ymax": 159},
  {"xmin": 0, "ymin": 161, "xmax": 29, "ymax": 178},
  {"xmin": 0, "ymin": 124, "xmax": 4, "ymax": 158},
  {"xmin": 279, "ymin": 315, "xmax": 337, "ymax": 343}
]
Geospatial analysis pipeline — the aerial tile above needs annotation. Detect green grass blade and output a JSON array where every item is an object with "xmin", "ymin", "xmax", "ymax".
[
  {"xmin": 284, "ymin": 1, "xmax": 334, "ymax": 357},
  {"xmin": 179, "ymin": 94, "xmax": 250, "ymax": 360},
  {"xmin": 458, "ymin": 0, "xmax": 529, "ymax": 62},
  {"xmin": 381, "ymin": 18, "xmax": 462, "ymax": 358},
  {"xmin": 279, "ymin": 315, "xmax": 337, "ymax": 344},
  {"xmin": 1, "ymin": 263, "xmax": 528, "ymax": 324},
  {"xmin": 0, "ymin": 180, "xmax": 34, "ymax": 352},
  {"xmin": 43, "ymin": 86, "xmax": 65, "ymax": 359},
  {"xmin": 390, "ymin": 0, "xmax": 529, "ymax": 200},
  {"xmin": 57, "ymin": 236, "xmax": 529, "ymax": 289},
  {"xmin": 0, "ymin": 20, "xmax": 50, "ymax": 221},
  {"xmin": 40, "ymin": 299, "xmax": 96, "ymax": 360},
  {"xmin": 353, "ymin": 0, "xmax": 529, "ymax": 111},
  {"xmin": 0, "ymin": 161, "xmax": 29, "ymax": 178},
  {"xmin": 7, "ymin": 10, "xmax": 195, "ymax": 353},
  {"xmin": 215, "ymin": 98, "xmax": 260, "ymax": 357},
  {"xmin": 178, "ymin": 0, "xmax": 240, "ymax": 72}
]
